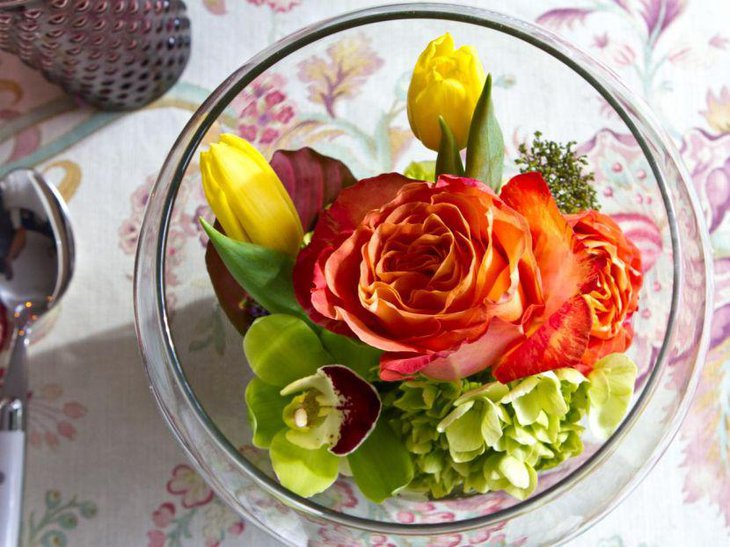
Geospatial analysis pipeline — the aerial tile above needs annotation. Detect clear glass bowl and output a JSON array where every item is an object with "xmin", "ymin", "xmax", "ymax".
[{"xmin": 133, "ymin": 4, "xmax": 713, "ymax": 545}]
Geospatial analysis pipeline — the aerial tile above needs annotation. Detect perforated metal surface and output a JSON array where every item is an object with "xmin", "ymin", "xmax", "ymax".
[{"xmin": 0, "ymin": 0, "xmax": 191, "ymax": 110}]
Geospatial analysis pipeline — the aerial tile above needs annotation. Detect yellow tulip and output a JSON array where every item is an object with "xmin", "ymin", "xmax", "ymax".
[
  {"xmin": 407, "ymin": 33, "xmax": 486, "ymax": 151},
  {"xmin": 200, "ymin": 134, "xmax": 304, "ymax": 256}
]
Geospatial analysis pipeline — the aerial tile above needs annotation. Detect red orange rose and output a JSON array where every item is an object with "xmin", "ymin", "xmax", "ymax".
[
  {"xmin": 567, "ymin": 210, "xmax": 643, "ymax": 368},
  {"xmin": 294, "ymin": 171, "xmax": 634, "ymax": 382},
  {"xmin": 294, "ymin": 174, "xmax": 542, "ymax": 378}
]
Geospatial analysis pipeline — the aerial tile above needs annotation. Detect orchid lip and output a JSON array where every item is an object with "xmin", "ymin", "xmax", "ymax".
[{"xmin": 281, "ymin": 365, "xmax": 381, "ymax": 456}]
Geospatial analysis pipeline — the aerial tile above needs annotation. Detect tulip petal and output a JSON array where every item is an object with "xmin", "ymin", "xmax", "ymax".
[
  {"xmin": 500, "ymin": 172, "xmax": 598, "ymax": 317},
  {"xmin": 203, "ymin": 134, "xmax": 303, "ymax": 255},
  {"xmin": 200, "ymin": 151, "xmax": 248, "ymax": 241},
  {"xmin": 407, "ymin": 33, "xmax": 486, "ymax": 151},
  {"xmin": 493, "ymin": 295, "xmax": 592, "ymax": 382}
]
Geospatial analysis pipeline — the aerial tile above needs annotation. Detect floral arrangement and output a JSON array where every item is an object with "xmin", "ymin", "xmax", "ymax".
[{"xmin": 198, "ymin": 33, "xmax": 643, "ymax": 503}]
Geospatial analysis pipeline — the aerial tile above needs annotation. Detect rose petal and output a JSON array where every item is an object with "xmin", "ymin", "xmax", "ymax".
[
  {"xmin": 294, "ymin": 173, "xmax": 411, "ymax": 332},
  {"xmin": 581, "ymin": 321, "xmax": 633, "ymax": 371},
  {"xmin": 420, "ymin": 317, "xmax": 524, "ymax": 381},
  {"xmin": 500, "ymin": 172, "xmax": 597, "ymax": 316},
  {"xmin": 379, "ymin": 351, "xmax": 436, "ymax": 381},
  {"xmin": 493, "ymin": 295, "xmax": 592, "ymax": 382}
]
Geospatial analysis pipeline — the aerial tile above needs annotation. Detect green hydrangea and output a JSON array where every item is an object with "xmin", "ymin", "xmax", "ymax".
[
  {"xmin": 404, "ymin": 160, "xmax": 436, "ymax": 182},
  {"xmin": 386, "ymin": 356, "xmax": 636, "ymax": 501},
  {"xmin": 384, "ymin": 379, "xmax": 478, "ymax": 498}
]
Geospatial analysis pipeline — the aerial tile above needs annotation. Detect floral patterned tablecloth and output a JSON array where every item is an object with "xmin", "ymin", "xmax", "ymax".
[{"xmin": 0, "ymin": 0, "xmax": 729, "ymax": 545}]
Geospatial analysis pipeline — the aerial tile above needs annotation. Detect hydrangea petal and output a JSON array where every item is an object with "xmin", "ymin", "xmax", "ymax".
[{"xmin": 586, "ymin": 353, "xmax": 638, "ymax": 439}]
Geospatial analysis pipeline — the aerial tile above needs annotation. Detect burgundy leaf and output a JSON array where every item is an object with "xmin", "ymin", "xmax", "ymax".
[
  {"xmin": 270, "ymin": 147, "xmax": 357, "ymax": 232},
  {"xmin": 536, "ymin": 8, "xmax": 594, "ymax": 30},
  {"xmin": 321, "ymin": 365, "xmax": 381, "ymax": 456}
]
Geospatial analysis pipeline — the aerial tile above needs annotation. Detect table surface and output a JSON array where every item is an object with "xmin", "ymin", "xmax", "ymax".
[{"xmin": 1, "ymin": 0, "xmax": 729, "ymax": 545}]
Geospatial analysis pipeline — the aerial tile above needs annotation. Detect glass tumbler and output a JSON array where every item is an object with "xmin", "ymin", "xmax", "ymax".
[{"xmin": 0, "ymin": 0, "xmax": 191, "ymax": 110}]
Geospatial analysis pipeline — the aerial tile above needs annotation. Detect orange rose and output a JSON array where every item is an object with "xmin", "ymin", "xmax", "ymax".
[
  {"xmin": 294, "ymin": 173, "xmax": 543, "ymax": 380},
  {"xmin": 459, "ymin": 172, "xmax": 598, "ymax": 383},
  {"xmin": 295, "ymin": 172, "xmax": 600, "ymax": 382},
  {"xmin": 567, "ymin": 210, "xmax": 643, "ymax": 367}
]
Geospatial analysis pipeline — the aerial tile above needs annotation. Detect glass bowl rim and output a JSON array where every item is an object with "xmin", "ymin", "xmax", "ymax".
[{"xmin": 134, "ymin": 1, "xmax": 712, "ymax": 538}]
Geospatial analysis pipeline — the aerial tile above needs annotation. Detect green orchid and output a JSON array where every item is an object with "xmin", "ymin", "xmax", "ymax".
[{"xmin": 244, "ymin": 314, "xmax": 413, "ymax": 501}]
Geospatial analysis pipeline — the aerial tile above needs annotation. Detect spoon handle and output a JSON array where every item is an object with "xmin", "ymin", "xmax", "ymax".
[
  {"xmin": 0, "ymin": 327, "xmax": 28, "ymax": 546},
  {"xmin": 0, "ymin": 427, "xmax": 24, "ymax": 547}
]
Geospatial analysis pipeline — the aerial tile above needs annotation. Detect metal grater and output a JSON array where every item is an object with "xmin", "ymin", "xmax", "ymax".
[{"xmin": 0, "ymin": 0, "xmax": 191, "ymax": 110}]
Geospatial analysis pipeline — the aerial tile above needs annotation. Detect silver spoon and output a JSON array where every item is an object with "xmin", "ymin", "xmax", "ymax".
[{"xmin": 0, "ymin": 169, "xmax": 74, "ymax": 547}]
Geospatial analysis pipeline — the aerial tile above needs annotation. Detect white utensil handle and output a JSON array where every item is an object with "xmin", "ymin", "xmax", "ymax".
[{"xmin": 0, "ymin": 430, "xmax": 24, "ymax": 547}]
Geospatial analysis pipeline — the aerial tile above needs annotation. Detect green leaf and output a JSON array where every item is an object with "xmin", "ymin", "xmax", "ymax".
[
  {"xmin": 435, "ymin": 116, "xmax": 464, "ymax": 178},
  {"xmin": 586, "ymin": 353, "xmax": 638, "ymax": 440},
  {"xmin": 201, "ymin": 219, "xmax": 306, "ymax": 320},
  {"xmin": 245, "ymin": 378, "xmax": 287, "ymax": 448},
  {"xmin": 244, "ymin": 314, "xmax": 333, "ymax": 387},
  {"xmin": 348, "ymin": 420, "xmax": 414, "ymax": 503},
  {"xmin": 318, "ymin": 329, "xmax": 382, "ymax": 381},
  {"xmin": 404, "ymin": 160, "xmax": 436, "ymax": 182},
  {"xmin": 464, "ymin": 74, "xmax": 505, "ymax": 190},
  {"xmin": 269, "ymin": 430, "xmax": 339, "ymax": 497}
]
